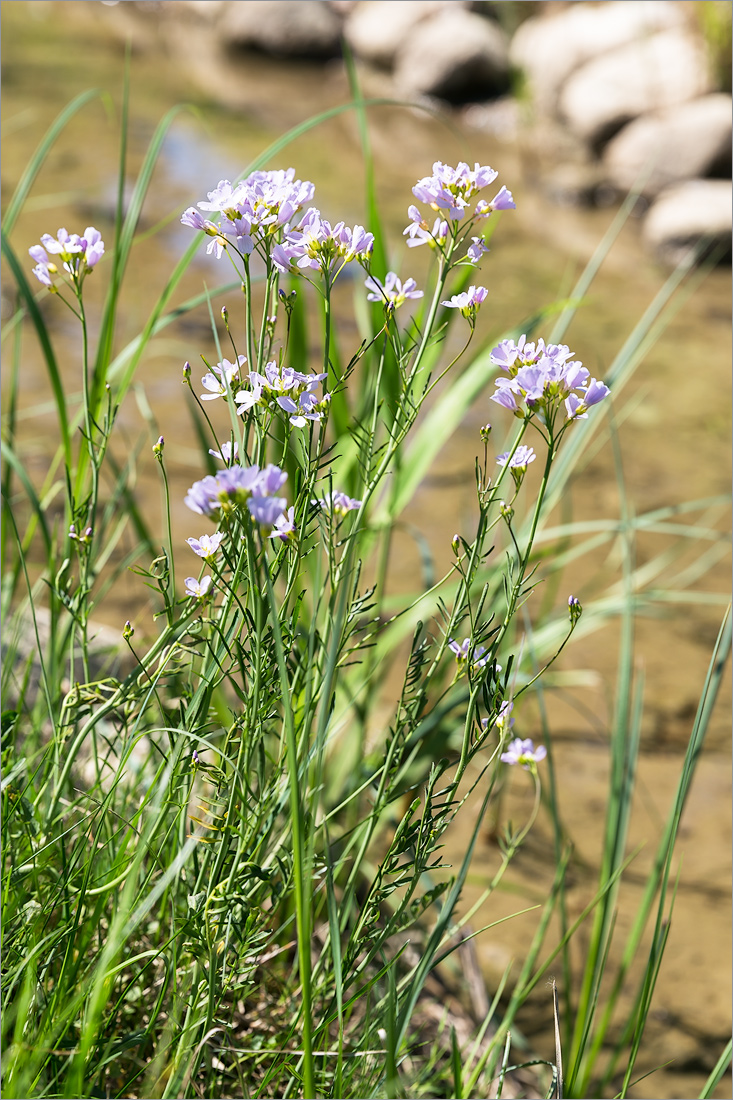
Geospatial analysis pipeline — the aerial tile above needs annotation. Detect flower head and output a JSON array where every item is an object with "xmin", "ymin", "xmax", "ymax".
[
  {"xmin": 235, "ymin": 360, "xmax": 329, "ymax": 428},
  {"xmin": 489, "ymin": 335, "xmax": 609, "ymax": 426},
  {"xmin": 30, "ymin": 227, "xmax": 104, "ymax": 287},
  {"xmin": 441, "ymin": 285, "xmax": 488, "ymax": 322},
  {"xmin": 182, "ymin": 169, "xmax": 315, "ymax": 258},
  {"xmin": 184, "ymin": 463, "xmax": 287, "ymax": 517},
  {"xmin": 269, "ymin": 505, "xmax": 296, "ymax": 543},
  {"xmin": 209, "ymin": 441, "xmax": 239, "ymax": 464},
  {"xmin": 500, "ymin": 738, "xmax": 547, "ymax": 769},
  {"xmin": 247, "ymin": 494, "xmax": 287, "ymax": 532},
  {"xmin": 365, "ymin": 271, "xmax": 423, "ymax": 308},
  {"xmin": 315, "ymin": 490, "xmax": 362, "ymax": 518},
  {"xmin": 185, "ymin": 575, "xmax": 213, "ymax": 600},
  {"xmin": 186, "ymin": 532, "xmax": 224, "ymax": 560}
]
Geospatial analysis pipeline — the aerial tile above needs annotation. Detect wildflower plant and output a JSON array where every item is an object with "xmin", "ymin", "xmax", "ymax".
[{"xmin": 3, "ymin": 89, "xmax": 729, "ymax": 1100}]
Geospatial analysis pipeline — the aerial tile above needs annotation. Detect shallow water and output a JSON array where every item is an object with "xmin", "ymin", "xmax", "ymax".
[{"xmin": 2, "ymin": 3, "xmax": 730, "ymax": 1097}]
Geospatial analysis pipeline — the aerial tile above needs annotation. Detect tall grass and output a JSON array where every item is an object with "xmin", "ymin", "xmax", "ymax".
[{"xmin": 2, "ymin": 82, "xmax": 730, "ymax": 1100}]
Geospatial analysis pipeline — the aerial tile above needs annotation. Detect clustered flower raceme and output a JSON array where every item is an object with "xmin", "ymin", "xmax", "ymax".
[
  {"xmin": 490, "ymin": 335, "xmax": 610, "ymax": 424},
  {"xmin": 234, "ymin": 360, "xmax": 330, "ymax": 428},
  {"xmin": 184, "ymin": 462, "xmax": 289, "ymax": 535},
  {"xmin": 181, "ymin": 169, "xmax": 316, "ymax": 258},
  {"xmin": 404, "ymin": 161, "xmax": 515, "ymax": 265},
  {"xmin": 271, "ymin": 208, "xmax": 374, "ymax": 278},
  {"xmin": 181, "ymin": 169, "xmax": 374, "ymax": 280},
  {"xmin": 30, "ymin": 227, "xmax": 104, "ymax": 288},
  {"xmin": 365, "ymin": 272, "xmax": 423, "ymax": 310}
]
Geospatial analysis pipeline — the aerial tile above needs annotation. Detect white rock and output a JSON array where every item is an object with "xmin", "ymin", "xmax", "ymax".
[
  {"xmin": 344, "ymin": 1, "xmax": 463, "ymax": 69},
  {"xmin": 603, "ymin": 94, "xmax": 732, "ymax": 197},
  {"xmin": 393, "ymin": 7, "xmax": 509, "ymax": 102},
  {"xmin": 510, "ymin": 0, "xmax": 683, "ymax": 113},
  {"xmin": 559, "ymin": 28, "xmax": 714, "ymax": 148},
  {"xmin": 224, "ymin": 0, "xmax": 343, "ymax": 58},
  {"xmin": 642, "ymin": 179, "xmax": 732, "ymax": 265}
]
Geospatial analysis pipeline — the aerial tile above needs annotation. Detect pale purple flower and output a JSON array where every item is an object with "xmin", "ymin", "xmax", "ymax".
[
  {"xmin": 441, "ymin": 285, "xmax": 489, "ymax": 320},
  {"xmin": 500, "ymin": 737, "xmax": 547, "ymax": 769},
  {"xmin": 269, "ymin": 505, "xmax": 296, "ymax": 542},
  {"xmin": 365, "ymin": 272, "xmax": 423, "ymax": 308},
  {"xmin": 315, "ymin": 491, "xmax": 362, "ymax": 517},
  {"xmin": 475, "ymin": 186, "xmax": 516, "ymax": 215},
  {"xmin": 186, "ymin": 532, "xmax": 224, "ymax": 560},
  {"xmin": 496, "ymin": 445, "xmax": 536, "ymax": 470},
  {"xmin": 247, "ymin": 495, "xmax": 287, "ymax": 530},
  {"xmin": 466, "ymin": 237, "xmax": 489, "ymax": 264},
  {"xmin": 277, "ymin": 390, "xmax": 330, "ymax": 427},
  {"xmin": 208, "ymin": 441, "xmax": 239, "ymax": 464},
  {"xmin": 184, "ymin": 463, "xmax": 285, "ymax": 516},
  {"xmin": 30, "ymin": 227, "xmax": 104, "ymax": 285},
  {"xmin": 185, "ymin": 575, "xmax": 213, "ymax": 599},
  {"xmin": 448, "ymin": 637, "xmax": 490, "ymax": 671},
  {"xmin": 184, "ymin": 475, "xmax": 220, "ymax": 517},
  {"xmin": 403, "ymin": 208, "xmax": 449, "ymax": 249},
  {"xmin": 257, "ymin": 463, "xmax": 288, "ymax": 496}
]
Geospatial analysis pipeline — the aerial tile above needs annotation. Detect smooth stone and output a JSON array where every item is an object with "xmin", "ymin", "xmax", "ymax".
[
  {"xmin": 223, "ymin": 0, "xmax": 344, "ymax": 59},
  {"xmin": 344, "ymin": 1, "xmax": 463, "ymax": 69},
  {"xmin": 603, "ymin": 94, "xmax": 733, "ymax": 197},
  {"xmin": 393, "ymin": 7, "xmax": 510, "ymax": 103},
  {"xmin": 642, "ymin": 179, "xmax": 732, "ymax": 265},
  {"xmin": 509, "ymin": 0, "xmax": 683, "ymax": 114},
  {"xmin": 559, "ymin": 28, "xmax": 714, "ymax": 149}
]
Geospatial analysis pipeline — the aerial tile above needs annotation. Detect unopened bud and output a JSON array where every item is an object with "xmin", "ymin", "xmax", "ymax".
[
  {"xmin": 499, "ymin": 501, "xmax": 514, "ymax": 522},
  {"xmin": 568, "ymin": 595, "xmax": 582, "ymax": 625},
  {"xmin": 480, "ymin": 423, "xmax": 492, "ymax": 443},
  {"xmin": 123, "ymin": 620, "xmax": 134, "ymax": 640},
  {"xmin": 451, "ymin": 534, "xmax": 461, "ymax": 555},
  {"xmin": 221, "ymin": 305, "xmax": 228, "ymax": 321},
  {"xmin": 182, "ymin": 361, "xmax": 191, "ymax": 384},
  {"xmin": 192, "ymin": 749, "xmax": 200, "ymax": 765},
  {"xmin": 153, "ymin": 435, "xmax": 164, "ymax": 457}
]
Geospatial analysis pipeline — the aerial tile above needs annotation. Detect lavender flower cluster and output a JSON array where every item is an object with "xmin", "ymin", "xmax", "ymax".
[
  {"xmin": 490, "ymin": 335, "xmax": 610, "ymax": 423},
  {"xmin": 30, "ymin": 227, "xmax": 104, "ymax": 288},
  {"xmin": 182, "ymin": 169, "xmax": 374, "ymax": 277},
  {"xmin": 184, "ymin": 461, "xmax": 289, "ymax": 530},
  {"xmin": 404, "ymin": 160, "xmax": 515, "ymax": 264}
]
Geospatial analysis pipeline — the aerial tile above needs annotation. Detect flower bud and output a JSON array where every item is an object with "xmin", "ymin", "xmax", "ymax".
[
  {"xmin": 480, "ymin": 423, "xmax": 492, "ymax": 443},
  {"xmin": 182, "ymin": 362, "xmax": 191, "ymax": 384},
  {"xmin": 221, "ymin": 305, "xmax": 228, "ymax": 321},
  {"xmin": 568, "ymin": 595, "xmax": 582, "ymax": 625},
  {"xmin": 153, "ymin": 436, "xmax": 164, "ymax": 457},
  {"xmin": 123, "ymin": 620, "xmax": 134, "ymax": 640},
  {"xmin": 499, "ymin": 501, "xmax": 514, "ymax": 522},
  {"xmin": 451, "ymin": 533, "xmax": 461, "ymax": 555}
]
